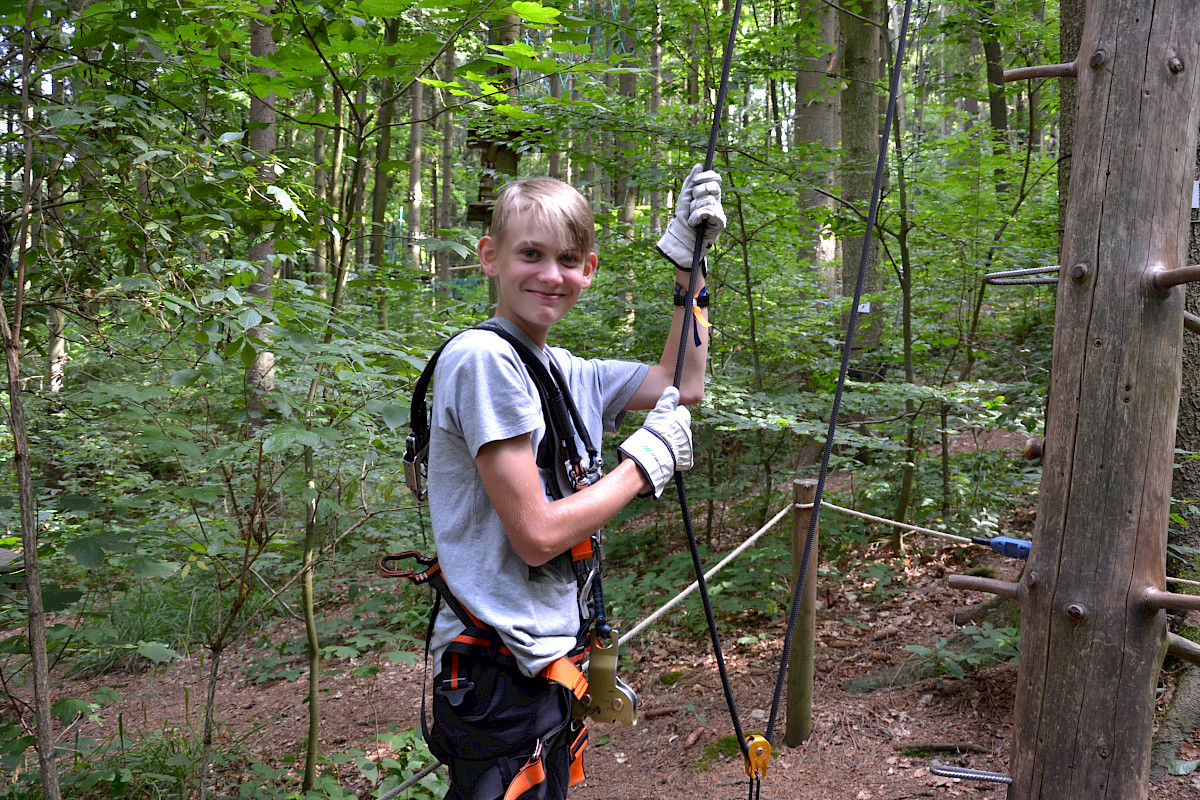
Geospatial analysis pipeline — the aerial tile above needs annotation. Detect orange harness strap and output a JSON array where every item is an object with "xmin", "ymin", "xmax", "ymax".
[
  {"xmin": 502, "ymin": 741, "xmax": 547, "ymax": 800},
  {"xmin": 541, "ymin": 656, "xmax": 588, "ymax": 702}
]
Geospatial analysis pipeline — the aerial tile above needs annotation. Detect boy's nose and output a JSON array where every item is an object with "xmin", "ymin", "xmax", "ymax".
[{"xmin": 537, "ymin": 259, "xmax": 564, "ymax": 284}]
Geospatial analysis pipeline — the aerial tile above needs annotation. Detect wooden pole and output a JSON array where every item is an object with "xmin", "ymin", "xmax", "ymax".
[
  {"xmin": 1007, "ymin": 2, "xmax": 1200, "ymax": 797},
  {"xmin": 785, "ymin": 478, "xmax": 818, "ymax": 746}
]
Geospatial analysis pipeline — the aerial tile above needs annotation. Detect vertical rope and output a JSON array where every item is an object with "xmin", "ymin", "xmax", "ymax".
[
  {"xmin": 764, "ymin": 0, "xmax": 915, "ymax": 747},
  {"xmin": 670, "ymin": 0, "xmax": 747, "ymax": 758}
]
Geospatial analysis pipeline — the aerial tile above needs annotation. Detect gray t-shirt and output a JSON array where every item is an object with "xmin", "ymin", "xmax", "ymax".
[{"xmin": 427, "ymin": 317, "xmax": 647, "ymax": 676}]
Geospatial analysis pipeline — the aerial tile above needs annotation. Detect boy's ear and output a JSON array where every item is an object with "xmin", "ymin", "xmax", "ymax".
[
  {"xmin": 581, "ymin": 252, "xmax": 598, "ymax": 287},
  {"xmin": 478, "ymin": 235, "xmax": 499, "ymax": 277}
]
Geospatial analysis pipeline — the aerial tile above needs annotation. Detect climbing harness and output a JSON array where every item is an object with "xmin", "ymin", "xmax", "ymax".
[
  {"xmin": 387, "ymin": 319, "xmax": 640, "ymax": 797},
  {"xmin": 664, "ymin": 0, "xmax": 917, "ymax": 797},
  {"xmin": 403, "ymin": 319, "xmax": 603, "ymax": 503}
]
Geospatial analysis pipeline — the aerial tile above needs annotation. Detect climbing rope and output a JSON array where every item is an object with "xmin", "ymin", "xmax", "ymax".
[
  {"xmin": 666, "ymin": 0, "xmax": 916, "ymax": 789},
  {"xmin": 668, "ymin": 0, "xmax": 752, "ymax": 776},
  {"xmin": 762, "ymin": 0, "xmax": 915, "ymax": 752}
]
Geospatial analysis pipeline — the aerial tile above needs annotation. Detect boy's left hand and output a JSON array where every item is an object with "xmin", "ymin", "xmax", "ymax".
[{"xmin": 656, "ymin": 164, "xmax": 726, "ymax": 272}]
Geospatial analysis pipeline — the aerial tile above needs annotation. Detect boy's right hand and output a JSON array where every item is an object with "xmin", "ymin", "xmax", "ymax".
[{"xmin": 619, "ymin": 387, "xmax": 694, "ymax": 498}]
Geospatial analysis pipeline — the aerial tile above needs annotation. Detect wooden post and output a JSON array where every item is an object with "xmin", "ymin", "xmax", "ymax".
[
  {"xmin": 785, "ymin": 478, "xmax": 818, "ymax": 746},
  {"xmin": 1007, "ymin": 2, "xmax": 1200, "ymax": 797}
]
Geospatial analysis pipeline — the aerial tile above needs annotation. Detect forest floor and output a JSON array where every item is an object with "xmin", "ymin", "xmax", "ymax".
[
  {"xmin": 60, "ymin": 538, "xmax": 1200, "ymax": 799},
  {"xmin": 53, "ymin": 438, "xmax": 1200, "ymax": 799}
]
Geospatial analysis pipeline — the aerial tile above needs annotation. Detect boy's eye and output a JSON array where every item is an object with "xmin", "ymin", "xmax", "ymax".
[{"xmin": 521, "ymin": 248, "xmax": 540, "ymax": 260}]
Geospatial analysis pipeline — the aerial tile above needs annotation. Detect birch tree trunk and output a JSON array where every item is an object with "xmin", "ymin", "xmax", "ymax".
[
  {"xmin": 406, "ymin": 81, "xmax": 424, "ymax": 271},
  {"xmin": 437, "ymin": 44, "xmax": 455, "ymax": 295}
]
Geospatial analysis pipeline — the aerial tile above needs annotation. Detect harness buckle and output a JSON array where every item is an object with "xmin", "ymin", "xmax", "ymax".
[
  {"xmin": 403, "ymin": 432, "xmax": 429, "ymax": 501},
  {"xmin": 581, "ymin": 631, "xmax": 638, "ymax": 725},
  {"xmin": 568, "ymin": 454, "xmax": 604, "ymax": 491}
]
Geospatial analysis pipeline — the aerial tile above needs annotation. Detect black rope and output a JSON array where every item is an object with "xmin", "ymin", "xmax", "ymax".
[
  {"xmin": 763, "ymin": 0, "xmax": 915, "ymax": 748},
  {"xmin": 670, "ymin": 0, "xmax": 749, "ymax": 762}
]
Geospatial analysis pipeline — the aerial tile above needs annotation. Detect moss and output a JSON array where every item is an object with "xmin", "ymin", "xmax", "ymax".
[
  {"xmin": 658, "ymin": 669, "xmax": 691, "ymax": 686},
  {"xmin": 691, "ymin": 735, "xmax": 744, "ymax": 772}
]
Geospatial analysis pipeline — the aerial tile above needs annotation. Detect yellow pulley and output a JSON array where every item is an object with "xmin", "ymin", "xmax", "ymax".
[{"xmin": 743, "ymin": 734, "xmax": 770, "ymax": 779}]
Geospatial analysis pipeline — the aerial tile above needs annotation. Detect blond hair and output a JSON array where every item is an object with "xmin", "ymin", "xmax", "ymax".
[{"xmin": 490, "ymin": 177, "xmax": 596, "ymax": 256}]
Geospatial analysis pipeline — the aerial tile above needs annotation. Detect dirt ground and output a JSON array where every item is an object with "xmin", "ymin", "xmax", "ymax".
[{"xmin": 59, "ymin": 537, "xmax": 1200, "ymax": 800}]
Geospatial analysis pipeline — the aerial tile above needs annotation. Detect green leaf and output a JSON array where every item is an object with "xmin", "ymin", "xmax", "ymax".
[
  {"xmin": 170, "ymin": 368, "xmax": 203, "ymax": 386},
  {"xmin": 356, "ymin": 755, "xmax": 379, "ymax": 785},
  {"xmin": 507, "ymin": 1, "xmax": 559, "ymax": 23},
  {"xmin": 266, "ymin": 185, "xmax": 307, "ymax": 220},
  {"xmin": 41, "ymin": 586, "xmax": 83, "ymax": 613},
  {"xmin": 238, "ymin": 307, "xmax": 263, "ymax": 331},
  {"xmin": 127, "ymin": 556, "xmax": 179, "ymax": 579},
  {"xmin": 66, "ymin": 533, "xmax": 126, "ymax": 569},
  {"xmin": 381, "ymin": 404, "xmax": 407, "ymax": 430},
  {"xmin": 52, "ymin": 697, "xmax": 95, "ymax": 725},
  {"xmin": 136, "ymin": 640, "xmax": 179, "ymax": 663},
  {"xmin": 59, "ymin": 494, "xmax": 104, "ymax": 513}
]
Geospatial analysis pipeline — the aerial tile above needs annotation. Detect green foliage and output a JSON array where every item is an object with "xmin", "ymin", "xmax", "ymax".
[
  {"xmin": 0, "ymin": 0, "xmax": 1059, "ymax": 791},
  {"xmin": 904, "ymin": 622, "xmax": 1020, "ymax": 680}
]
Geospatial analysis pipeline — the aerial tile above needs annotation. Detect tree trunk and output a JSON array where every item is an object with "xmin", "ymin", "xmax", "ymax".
[
  {"xmin": 8, "ymin": 17, "xmax": 60, "ymax": 795},
  {"xmin": 978, "ymin": 0, "xmax": 1009, "ymax": 193},
  {"xmin": 311, "ymin": 86, "xmax": 329, "ymax": 298},
  {"xmin": 405, "ymin": 79, "xmax": 424, "ymax": 275},
  {"xmin": 437, "ymin": 43, "xmax": 455, "ymax": 296},
  {"xmin": 372, "ymin": 22, "xmax": 399, "ymax": 327},
  {"xmin": 839, "ymin": 0, "xmax": 882, "ymax": 354},
  {"xmin": 793, "ymin": 0, "xmax": 838, "ymax": 285},
  {"xmin": 245, "ymin": 9, "xmax": 277, "ymax": 424},
  {"xmin": 1173, "ymin": 136, "xmax": 1200, "ymax": 565},
  {"xmin": 1008, "ymin": 2, "xmax": 1200, "ymax": 797},
  {"xmin": 649, "ymin": 8, "xmax": 663, "ymax": 234},
  {"xmin": 1058, "ymin": 0, "xmax": 1086, "ymax": 254}
]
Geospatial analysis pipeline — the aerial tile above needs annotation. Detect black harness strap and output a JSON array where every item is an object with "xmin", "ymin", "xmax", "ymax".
[{"xmin": 405, "ymin": 321, "xmax": 600, "ymax": 502}]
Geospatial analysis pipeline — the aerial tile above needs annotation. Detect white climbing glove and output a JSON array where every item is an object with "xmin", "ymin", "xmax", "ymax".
[
  {"xmin": 619, "ymin": 387, "xmax": 694, "ymax": 498},
  {"xmin": 656, "ymin": 164, "xmax": 727, "ymax": 272}
]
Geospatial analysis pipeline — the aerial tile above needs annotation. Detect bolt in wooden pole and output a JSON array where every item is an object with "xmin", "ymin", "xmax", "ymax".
[{"xmin": 785, "ymin": 478, "xmax": 818, "ymax": 746}]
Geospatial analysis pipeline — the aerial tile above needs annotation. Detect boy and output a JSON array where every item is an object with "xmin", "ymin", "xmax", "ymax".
[{"xmin": 424, "ymin": 166, "xmax": 723, "ymax": 800}]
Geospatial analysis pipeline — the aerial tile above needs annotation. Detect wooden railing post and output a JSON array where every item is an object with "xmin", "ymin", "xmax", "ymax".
[{"xmin": 785, "ymin": 478, "xmax": 818, "ymax": 746}]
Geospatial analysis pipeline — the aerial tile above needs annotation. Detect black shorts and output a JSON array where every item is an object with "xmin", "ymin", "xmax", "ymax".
[{"xmin": 428, "ymin": 652, "xmax": 587, "ymax": 800}]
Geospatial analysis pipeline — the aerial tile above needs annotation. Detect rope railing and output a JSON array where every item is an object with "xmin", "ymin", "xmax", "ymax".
[
  {"xmin": 798, "ymin": 501, "xmax": 973, "ymax": 544},
  {"xmin": 384, "ymin": 495, "xmax": 1200, "ymax": 792},
  {"xmin": 803, "ymin": 501, "xmax": 1200, "ymax": 588},
  {"xmin": 618, "ymin": 503, "xmax": 793, "ymax": 646}
]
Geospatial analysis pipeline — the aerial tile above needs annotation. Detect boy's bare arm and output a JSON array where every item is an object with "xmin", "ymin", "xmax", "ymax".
[
  {"xmin": 629, "ymin": 266, "xmax": 708, "ymax": 410},
  {"xmin": 476, "ymin": 434, "xmax": 651, "ymax": 567}
]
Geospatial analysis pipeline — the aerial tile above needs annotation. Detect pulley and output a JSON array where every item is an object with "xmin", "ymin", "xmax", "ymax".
[{"xmin": 742, "ymin": 734, "xmax": 770, "ymax": 779}]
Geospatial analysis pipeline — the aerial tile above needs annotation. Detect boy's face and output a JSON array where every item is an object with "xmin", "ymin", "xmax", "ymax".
[{"xmin": 479, "ymin": 209, "xmax": 597, "ymax": 343}]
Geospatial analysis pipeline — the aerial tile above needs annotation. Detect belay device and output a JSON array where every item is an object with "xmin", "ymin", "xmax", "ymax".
[{"xmin": 389, "ymin": 319, "xmax": 638, "ymax": 726}]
